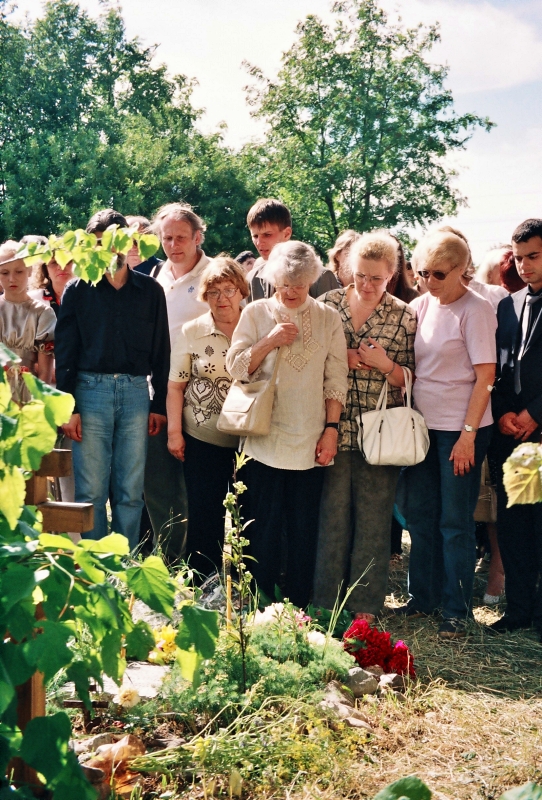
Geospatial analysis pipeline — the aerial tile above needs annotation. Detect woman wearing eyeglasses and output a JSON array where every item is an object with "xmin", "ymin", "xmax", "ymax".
[
  {"xmin": 396, "ymin": 230, "xmax": 497, "ymax": 638},
  {"xmin": 167, "ymin": 257, "xmax": 249, "ymax": 577},
  {"xmin": 313, "ymin": 231, "xmax": 416, "ymax": 622}
]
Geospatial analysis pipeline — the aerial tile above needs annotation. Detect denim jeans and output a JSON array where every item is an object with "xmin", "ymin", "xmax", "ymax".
[
  {"xmin": 72, "ymin": 372, "xmax": 151, "ymax": 549},
  {"xmin": 403, "ymin": 426, "xmax": 492, "ymax": 620}
]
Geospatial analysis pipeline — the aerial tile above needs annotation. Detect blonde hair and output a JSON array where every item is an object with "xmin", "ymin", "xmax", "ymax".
[
  {"xmin": 198, "ymin": 256, "xmax": 249, "ymax": 302},
  {"xmin": 151, "ymin": 203, "xmax": 206, "ymax": 242},
  {"xmin": 437, "ymin": 225, "xmax": 474, "ymax": 276},
  {"xmin": 349, "ymin": 231, "xmax": 399, "ymax": 274},
  {"xmin": 327, "ymin": 230, "xmax": 360, "ymax": 274},
  {"xmin": 412, "ymin": 231, "xmax": 470, "ymax": 274}
]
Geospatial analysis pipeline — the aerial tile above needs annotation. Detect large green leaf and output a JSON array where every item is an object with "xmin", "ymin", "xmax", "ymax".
[
  {"xmin": 53, "ymin": 751, "xmax": 97, "ymax": 800},
  {"xmin": 79, "ymin": 532, "xmax": 130, "ymax": 556},
  {"xmin": 500, "ymin": 784, "xmax": 542, "ymax": 800},
  {"xmin": 20, "ymin": 712, "xmax": 71, "ymax": 782},
  {"xmin": 126, "ymin": 556, "xmax": 175, "ymax": 617},
  {"xmin": 503, "ymin": 444, "xmax": 542, "ymax": 507},
  {"xmin": 137, "ymin": 233, "xmax": 160, "ymax": 260},
  {"xmin": 0, "ymin": 465, "xmax": 26, "ymax": 530},
  {"xmin": 101, "ymin": 629, "xmax": 125, "ymax": 684},
  {"xmin": 373, "ymin": 776, "xmax": 432, "ymax": 800},
  {"xmin": 0, "ymin": 641, "xmax": 34, "ymax": 692},
  {"xmin": 175, "ymin": 606, "xmax": 219, "ymax": 686},
  {"xmin": 125, "ymin": 620, "xmax": 155, "ymax": 660},
  {"xmin": 21, "ymin": 374, "xmax": 74, "ymax": 427},
  {"xmin": 23, "ymin": 621, "xmax": 73, "ymax": 682},
  {"xmin": 0, "ymin": 564, "xmax": 36, "ymax": 613},
  {"xmin": 17, "ymin": 401, "xmax": 57, "ymax": 471}
]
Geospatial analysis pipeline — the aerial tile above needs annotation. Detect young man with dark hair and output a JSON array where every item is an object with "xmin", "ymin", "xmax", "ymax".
[
  {"xmin": 491, "ymin": 218, "xmax": 542, "ymax": 640},
  {"xmin": 55, "ymin": 209, "xmax": 170, "ymax": 549},
  {"xmin": 246, "ymin": 198, "xmax": 339, "ymax": 301}
]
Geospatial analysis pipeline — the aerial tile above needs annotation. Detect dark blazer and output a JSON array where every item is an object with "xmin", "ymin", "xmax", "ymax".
[{"xmin": 493, "ymin": 286, "xmax": 542, "ymax": 430}]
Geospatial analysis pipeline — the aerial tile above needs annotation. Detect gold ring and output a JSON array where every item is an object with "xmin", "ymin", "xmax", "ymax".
[{"xmin": 357, "ymin": 362, "xmax": 362, "ymax": 368}]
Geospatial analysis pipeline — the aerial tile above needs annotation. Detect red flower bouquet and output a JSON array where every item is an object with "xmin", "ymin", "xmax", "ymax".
[{"xmin": 343, "ymin": 619, "xmax": 415, "ymax": 679}]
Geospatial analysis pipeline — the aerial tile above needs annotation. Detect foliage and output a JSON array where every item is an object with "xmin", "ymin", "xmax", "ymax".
[
  {"xmin": 503, "ymin": 443, "xmax": 542, "ymax": 507},
  {"xmin": 20, "ymin": 225, "xmax": 160, "ymax": 284},
  {"xmin": 0, "ymin": 342, "xmax": 218, "ymax": 795},
  {"xmin": 370, "ymin": 780, "xmax": 542, "ymax": 800},
  {"xmin": 242, "ymin": 0, "xmax": 494, "ymax": 253},
  {"xmin": 0, "ymin": 0, "xmax": 254, "ymax": 255}
]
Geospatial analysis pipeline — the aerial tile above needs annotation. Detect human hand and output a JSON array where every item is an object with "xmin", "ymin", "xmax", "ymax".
[
  {"xmin": 266, "ymin": 322, "xmax": 298, "ymax": 348},
  {"xmin": 315, "ymin": 428, "xmax": 338, "ymax": 466},
  {"xmin": 347, "ymin": 349, "xmax": 370, "ymax": 371},
  {"xmin": 449, "ymin": 431, "xmax": 475, "ymax": 476},
  {"xmin": 515, "ymin": 409, "xmax": 538, "ymax": 441},
  {"xmin": 148, "ymin": 413, "xmax": 167, "ymax": 436},
  {"xmin": 358, "ymin": 337, "xmax": 393, "ymax": 374},
  {"xmin": 62, "ymin": 413, "xmax": 82, "ymax": 442},
  {"xmin": 167, "ymin": 431, "xmax": 185, "ymax": 461},
  {"xmin": 498, "ymin": 412, "xmax": 522, "ymax": 437}
]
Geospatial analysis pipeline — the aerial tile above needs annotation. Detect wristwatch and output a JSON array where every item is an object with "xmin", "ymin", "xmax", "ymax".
[
  {"xmin": 463, "ymin": 424, "xmax": 478, "ymax": 433},
  {"xmin": 325, "ymin": 422, "xmax": 339, "ymax": 430}
]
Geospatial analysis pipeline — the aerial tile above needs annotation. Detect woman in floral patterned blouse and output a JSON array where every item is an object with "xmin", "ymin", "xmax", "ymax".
[
  {"xmin": 313, "ymin": 232, "xmax": 416, "ymax": 621},
  {"xmin": 167, "ymin": 257, "xmax": 249, "ymax": 578}
]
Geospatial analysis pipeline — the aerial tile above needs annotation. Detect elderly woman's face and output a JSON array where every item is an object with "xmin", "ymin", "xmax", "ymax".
[
  {"xmin": 353, "ymin": 257, "xmax": 392, "ymax": 303},
  {"xmin": 416, "ymin": 259, "xmax": 461, "ymax": 298},
  {"xmin": 206, "ymin": 279, "xmax": 242, "ymax": 320},
  {"xmin": 275, "ymin": 279, "xmax": 311, "ymax": 309}
]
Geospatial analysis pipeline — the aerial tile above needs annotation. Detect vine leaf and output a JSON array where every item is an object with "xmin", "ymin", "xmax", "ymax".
[
  {"xmin": 125, "ymin": 620, "xmax": 155, "ymax": 660},
  {"xmin": 126, "ymin": 556, "xmax": 175, "ymax": 617},
  {"xmin": 373, "ymin": 776, "xmax": 432, "ymax": 800},
  {"xmin": 175, "ymin": 606, "xmax": 219, "ymax": 686},
  {"xmin": 20, "ymin": 711, "xmax": 71, "ymax": 782},
  {"xmin": 0, "ymin": 466, "xmax": 26, "ymax": 529}
]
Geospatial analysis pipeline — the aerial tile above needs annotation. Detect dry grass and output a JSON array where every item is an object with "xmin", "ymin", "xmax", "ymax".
[{"xmin": 288, "ymin": 539, "xmax": 542, "ymax": 800}]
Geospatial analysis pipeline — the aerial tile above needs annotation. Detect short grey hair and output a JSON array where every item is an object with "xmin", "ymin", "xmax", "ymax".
[{"xmin": 260, "ymin": 241, "xmax": 323, "ymax": 287}]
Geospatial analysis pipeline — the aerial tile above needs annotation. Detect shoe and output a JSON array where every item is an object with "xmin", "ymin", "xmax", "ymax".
[
  {"xmin": 488, "ymin": 616, "xmax": 530, "ymax": 634},
  {"xmin": 483, "ymin": 593, "xmax": 505, "ymax": 606},
  {"xmin": 390, "ymin": 605, "xmax": 434, "ymax": 619},
  {"xmin": 438, "ymin": 618, "xmax": 466, "ymax": 639}
]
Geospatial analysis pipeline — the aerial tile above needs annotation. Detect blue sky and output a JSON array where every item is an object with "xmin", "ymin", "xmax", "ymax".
[{"xmin": 11, "ymin": 0, "xmax": 542, "ymax": 262}]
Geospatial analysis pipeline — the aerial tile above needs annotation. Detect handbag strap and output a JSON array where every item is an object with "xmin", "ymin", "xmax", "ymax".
[
  {"xmin": 268, "ymin": 345, "xmax": 285, "ymax": 388},
  {"xmin": 402, "ymin": 367, "xmax": 413, "ymax": 408}
]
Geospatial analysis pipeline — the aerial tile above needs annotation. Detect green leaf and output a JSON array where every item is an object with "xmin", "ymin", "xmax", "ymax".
[
  {"xmin": 66, "ymin": 657, "xmax": 103, "ymax": 709},
  {"xmin": 176, "ymin": 606, "xmax": 219, "ymax": 659},
  {"xmin": 75, "ymin": 551, "xmax": 105, "ymax": 584},
  {"xmin": 18, "ymin": 401, "xmax": 57, "ymax": 471},
  {"xmin": 0, "ymin": 564, "xmax": 36, "ymax": 613},
  {"xmin": 176, "ymin": 647, "xmax": 202, "ymax": 688},
  {"xmin": 20, "ymin": 712, "xmax": 71, "ymax": 782},
  {"xmin": 0, "ymin": 344, "xmax": 18, "ymax": 368},
  {"xmin": 23, "ymin": 621, "xmax": 73, "ymax": 682},
  {"xmin": 137, "ymin": 233, "xmax": 160, "ymax": 260},
  {"xmin": 101, "ymin": 629, "xmax": 125, "ymax": 684},
  {"xmin": 503, "ymin": 444, "xmax": 542, "ymax": 506},
  {"xmin": 54, "ymin": 751, "xmax": 98, "ymax": 800},
  {"xmin": 500, "ymin": 784, "xmax": 542, "ymax": 800},
  {"xmin": 39, "ymin": 533, "xmax": 78, "ymax": 552},
  {"xmin": 21, "ymin": 374, "xmax": 74, "ymax": 427},
  {"xmin": 0, "ymin": 641, "xmax": 35, "ymax": 690},
  {"xmin": 126, "ymin": 555, "xmax": 175, "ymax": 617},
  {"xmin": 0, "ymin": 465, "xmax": 26, "ymax": 530},
  {"xmin": 373, "ymin": 777, "xmax": 432, "ymax": 800},
  {"xmin": 0, "ymin": 721, "xmax": 23, "ymax": 775},
  {"xmin": 125, "ymin": 620, "xmax": 155, "ymax": 660},
  {"xmin": 79, "ymin": 532, "xmax": 130, "ymax": 556}
]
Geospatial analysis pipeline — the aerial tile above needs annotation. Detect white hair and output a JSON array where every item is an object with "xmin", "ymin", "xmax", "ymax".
[
  {"xmin": 476, "ymin": 246, "xmax": 510, "ymax": 285},
  {"xmin": 259, "ymin": 241, "xmax": 323, "ymax": 287}
]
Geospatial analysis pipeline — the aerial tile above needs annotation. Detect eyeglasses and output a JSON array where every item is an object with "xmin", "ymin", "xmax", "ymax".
[
  {"xmin": 276, "ymin": 285, "xmax": 307, "ymax": 292},
  {"xmin": 354, "ymin": 273, "xmax": 387, "ymax": 285},
  {"xmin": 416, "ymin": 269, "xmax": 455, "ymax": 281},
  {"xmin": 207, "ymin": 287, "xmax": 238, "ymax": 299}
]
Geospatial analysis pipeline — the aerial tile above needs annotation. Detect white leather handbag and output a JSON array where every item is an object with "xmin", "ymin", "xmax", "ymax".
[{"xmin": 356, "ymin": 367, "xmax": 429, "ymax": 467}]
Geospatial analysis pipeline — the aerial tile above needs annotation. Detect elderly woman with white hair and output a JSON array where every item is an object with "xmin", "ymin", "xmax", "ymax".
[
  {"xmin": 398, "ymin": 230, "xmax": 497, "ymax": 638},
  {"xmin": 313, "ymin": 231, "xmax": 416, "ymax": 622},
  {"xmin": 226, "ymin": 241, "xmax": 348, "ymax": 608}
]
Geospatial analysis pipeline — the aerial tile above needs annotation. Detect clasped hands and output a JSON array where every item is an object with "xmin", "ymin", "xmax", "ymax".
[
  {"xmin": 498, "ymin": 409, "xmax": 538, "ymax": 441},
  {"xmin": 347, "ymin": 337, "xmax": 393, "ymax": 374}
]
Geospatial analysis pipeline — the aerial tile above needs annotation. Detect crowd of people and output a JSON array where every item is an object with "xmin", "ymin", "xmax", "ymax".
[{"xmin": 0, "ymin": 198, "xmax": 541, "ymax": 643}]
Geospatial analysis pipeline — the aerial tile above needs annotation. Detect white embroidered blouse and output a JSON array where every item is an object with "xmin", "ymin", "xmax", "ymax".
[{"xmin": 227, "ymin": 295, "xmax": 348, "ymax": 470}]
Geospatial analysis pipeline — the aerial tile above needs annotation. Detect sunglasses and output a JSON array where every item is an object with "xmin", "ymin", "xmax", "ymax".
[{"xmin": 416, "ymin": 268, "xmax": 454, "ymax": 281}]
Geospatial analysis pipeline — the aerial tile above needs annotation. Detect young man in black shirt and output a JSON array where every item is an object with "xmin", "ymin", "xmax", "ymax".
[{"xmin": 55, "ymin": 209, "xmax": 170, "ymax": 548}]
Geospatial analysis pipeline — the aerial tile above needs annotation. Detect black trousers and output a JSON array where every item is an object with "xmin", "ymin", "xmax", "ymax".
[
  {"xmin": 243, "ymin": 459, "xmax": 325, "ymax": 609},
  {"xmin": 494, "ymin": 431, "xmax": 542, "ymax": 630},
  {"xmin": 183, "ymin": 433, "xmax": 237, "ymax": 578}
]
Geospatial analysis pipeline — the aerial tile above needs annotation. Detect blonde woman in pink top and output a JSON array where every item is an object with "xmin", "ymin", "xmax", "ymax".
[{"xmin": 396, "ymin": 231, "xmax": 497, "ymax": 639}]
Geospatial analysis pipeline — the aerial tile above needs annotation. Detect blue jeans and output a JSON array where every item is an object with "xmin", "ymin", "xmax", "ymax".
[
  {"xmin": 72, "ymin": 372, "xmax": 151, "ymax": 549},
  {"xmin": 403, "ymin": 426, "xmax": 492, "ymax": 620}
]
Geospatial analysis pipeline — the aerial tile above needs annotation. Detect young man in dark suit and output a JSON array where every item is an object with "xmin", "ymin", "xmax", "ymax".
[{"xmin": 491, "ymin": 218, "xmax": 542, "ymax": 640}]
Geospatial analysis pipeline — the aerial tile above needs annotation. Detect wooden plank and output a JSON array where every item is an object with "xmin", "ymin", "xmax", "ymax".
[
  {"xmin": 24, "ymin": 476, "xmax": 48, "ymax": 505},
  {"xmin": 35, "ymin": 448, "xmax": 72, "ymax": 478},
  {"xmin": 40, "ymin": 502, "xmax": 94, "ymax": 533}
]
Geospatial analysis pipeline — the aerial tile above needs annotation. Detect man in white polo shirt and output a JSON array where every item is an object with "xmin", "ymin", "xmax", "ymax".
[{"xmin": 145, "ymin": 203, "xmax": 211, "ymax": 562}]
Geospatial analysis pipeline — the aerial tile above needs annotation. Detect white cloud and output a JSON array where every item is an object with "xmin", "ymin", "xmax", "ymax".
[{"xmin": 381, "ymin": 0, "xmax": 542, "ymax": 94}]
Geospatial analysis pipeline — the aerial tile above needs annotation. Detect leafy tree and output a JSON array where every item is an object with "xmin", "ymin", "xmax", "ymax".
[{"xmin": 243, "ymin": 0, "xmax": 494, "ymax": 252}]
